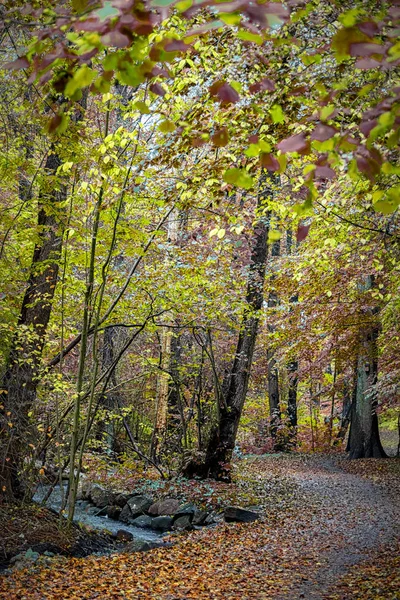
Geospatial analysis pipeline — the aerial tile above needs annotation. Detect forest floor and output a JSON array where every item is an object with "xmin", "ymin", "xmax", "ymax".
[{"xmin": 0, "ymin": 454, "xmax": 399, "ymax": 599}]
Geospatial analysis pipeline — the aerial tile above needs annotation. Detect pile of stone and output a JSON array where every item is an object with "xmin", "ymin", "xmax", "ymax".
[{"xmin": 77, "ymin": 482, "xmax": 260, "ymax": 534}]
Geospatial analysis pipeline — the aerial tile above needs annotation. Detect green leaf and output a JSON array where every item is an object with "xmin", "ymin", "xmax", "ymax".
[
  {"xmin": 245, "ymin": 144, "xmax": 260, "ymax": 158},
  {"xmin": 220, "ymin": 13, "xmax": 241, "ymax": 25},
  {"xmin": 158, "ymin": 120, "xmax": 176, "ymax": 133},
  {"xmin": 237, "ymin": 31, "xmax": 264, "ymax": 45},
  {"xmin": 320, "ymin": 105, "xmax": 335, "ymax": 121},
  {"xmin": 270, "ymin": 104, "xmax": 285, "ymax": 124},
  {"xmin": 64, "ymin": 66, "xmax": 96, "ymax": 97},
  {"xmin": 223, "ymin": 168, "xmax": 254, "ymax": 189},
  {"xmin": 133, "ymin": 101, "xmax": 151, "ymax": 114},
  {"xmin": 71, "ymin": 0, "xmax": 88, "ymax": 12},
  {"xmin": 339, "ymin": 8, "xmax": 360, "ymax": 27},
  {"xmin": 268, "ymin": 230, "xmax": 282, "ymax": 242},
  {"xmin": 373, "ymin": 201, "xmax": 397, "ymax": 215}
]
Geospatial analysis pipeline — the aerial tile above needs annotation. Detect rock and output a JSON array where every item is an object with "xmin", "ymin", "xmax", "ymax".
[
  {"xmin": 175, "ymin": 503, "xmax": 197, "ymax": 516},
  {"xmin": 77, "ymin": 479, "xmax": 92, "ymax": 501},
  {"xmin": 148, "ymin": 498, "xmax": 180, "ymax": 516},
  {"xmin": 86, "ymin": 506, "xmax": 103, "ymax": 516},
  {"xmin": 115, "ymin": 493, "xmax": 132, "ymax": 508},
  {"xmin": 192, "ymin": 510, "xmax": 208, "ymax": 526},
  {"xmin": 173, "ymin": 514, "xmax": 193, "ymax": 530},
  {"xmin": 106, "ymin": 505, "xmax": 122, "ymax": 520},
  {"xmin": 151, "ymin": 516, "xmax": 173, "ymax": 532},
  {"xmin": 204, "ymin": 511, "xmax": 224, "ymax": 525},
  {"xmin": 127, "ymin": 495, "xmax": 153, "ymax": 518},
  {"xmin": 119, "ymin": 504, "xmax": 132, "ymax": 523},
  {"xmin": 131, "ymin": 515, "xmax": 152, "ymax": 528},
  {"xmin": 90, "ymin": 485, "xmax": 116, "ymax": 508},
  {"xmin": 115, "ymin": 529, "xmax": 134, "ymax": 542},
  {"xmin": 224, "ymin": 506, "xmax": 260, "ymax": 523},
  {"xmin": 126, "ymin": 539, "xmax": 160, "ymax": 553}
]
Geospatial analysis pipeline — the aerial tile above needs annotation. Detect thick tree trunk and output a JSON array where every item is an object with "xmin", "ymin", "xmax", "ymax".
[
  {"xmin": 0, "ymin": 152, "xmax": 66, "ymax": 499},
  {"xmin": 184, "ymin": 174, "xmax": 274, "ymax": 480},
  {"xmin": 348, "ymin": 278, "xmax": 387, "ymax": 459}
]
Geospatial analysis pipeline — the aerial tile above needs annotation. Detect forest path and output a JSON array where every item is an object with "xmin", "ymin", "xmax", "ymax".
[
  {"xmin": 0, "ymin": 455, "xmax": 399, "ymax": 599},
  {"xmin": 276, "ymin": 456, "xmax": 399, "ymax": 599}
]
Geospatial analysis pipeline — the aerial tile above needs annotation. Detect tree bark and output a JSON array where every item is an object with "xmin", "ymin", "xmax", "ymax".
[
  {"xmin": 287, "ymin": 359, "xmax": 298, "ymax": 429},
  {"xmin": 347, "ymin": 277, "xmax": 387, "ymax": 459},
  {"xmin": 0, "ymin": 151, "xmax": 66, "ymax": 499},
  {"xmin": 184, "ymin": 173, "xmax": 274, "ymax": 480}
]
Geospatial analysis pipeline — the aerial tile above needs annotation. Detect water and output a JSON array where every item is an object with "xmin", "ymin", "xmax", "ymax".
[{"xmin": 33, "ymin": 484, "xmax": 163, "ymax": 543}]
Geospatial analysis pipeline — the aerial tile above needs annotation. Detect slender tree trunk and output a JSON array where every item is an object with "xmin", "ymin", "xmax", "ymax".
[
  {"xmin": 267, "ymin": 239, "xmax": 281, "ymax": 441},
  {"xmin": 287, "ymin": 359, "xmax": 298, "ymax": 429},
  {"xmin": 0, "ymin": 151, "xmax": 66, "ymax": 499},
  {"xmin": 335, "ymin": 380, "xmax": 351, "ymax": 444},
  {"xmin": 151, "ymin": 210, "xmax": 179, "ymax": 461},
  {"xmin": 97, "ymin": 326, "xmax": 121, "ymax": 452},
  {"xmin": 184, "ymin": 173, "xmax": 274, "ymax": 480}
]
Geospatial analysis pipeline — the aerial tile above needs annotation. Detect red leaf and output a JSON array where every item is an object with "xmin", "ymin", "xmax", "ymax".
[
  {"xmin": 360, "ymin": 119, "xmax": 377, "ymax": 137},
  {"xmin": 358, "ymin": 21, "xmax": 379, "ymax": 36},
  {"xmin": 315, "ymin": 166, "xmax": 336, "ymax": 180},
  {"xmin": 209, "ymin": 81, "xmax": 239, "ymax": 105},
  {"xmin": 3, "ymin": 56, "xmax": 29, "ymax": 70},
  {"xmin": 164, "ymin": 40, "xmax": 189, "ymax": 52},
  {"xmin": 310, "ymin": 124, "xmax": 337, "ymax": 142},
  {"xmin": 296, "ymin": 223, "xmax": 310, "ymax": 242},
  {"xmin": 249, "ymin": 78, "xmax": 275, "ymax": 94},
  {"xmin": 355, "ymin": 58, "xmax": 381, "ymax": 69},
  {"xmin": 101, "ymin": 30, "xmax": 130, "ymax": 47},
  {"xmin": 48, "ymin": 114, "xmax": 62, "ymax": 133},
  {"xmin": 212, "ymin": 127, "xmax": 229, "ymax": 147},
  {"xmin": 260, "ymin": 153, "xmax": 279, "ymax": 171},
  {"xmin": 149, "ymin": 83, "xmax": 165, "ymax": 97},
  {"xmin": 350, "ymin": 43, "xmax": 385, "ymax": 57},
  {"xmin": 277, "ymin": 133, "xmax": 310, "ymax": 154}
]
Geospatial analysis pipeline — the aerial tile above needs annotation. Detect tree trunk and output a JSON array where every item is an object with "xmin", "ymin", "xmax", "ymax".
[
  {"xmin": 0, "ymin": 151, "xmax": 66, "ymax": 499},
  {"xmin": 348, "ymin": 277, "xmax": 387, "ymax": 459},
  {"xmin": 287, "ymin": 359, "xmax": 298, "ymax": 429},
  {"xmin": 184, "ymin": 173, "xmax": 274, "ymax": 480},
  {"xmin": 151, "ymin": 209, "xmax": 182, "ymax": 461},
  {"xmin": 97, "ymin": 326, "xmax": 121, "ymax": 453},
  {"xmin": 267, "ymin": 291, "xmax": 280, "ymax": 441}
]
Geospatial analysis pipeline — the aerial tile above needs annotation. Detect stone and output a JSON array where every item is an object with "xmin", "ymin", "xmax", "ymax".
[
  {"xmin": 115, "ymin": 493, "xmax": 132, "ymax": 508},
  {"xmin": 204, "ymin": 511, "xmax": 223, "ymax": 525},
  {"xmin": 127, "ymin": 495, "xmax": 153, "ymax": 518},
  {"xmin": 175, "ymin": 503, "xmax": 197, "ymax": 516},
  {"xmin": 148, "ymin": 498, "xmax": 180, "ymax": 516},
  {"xmin": 106, "ymin": 505, "xmax": 122, "ymax": 520},
  {"xmin": 126, "ymin": 539, "xmax": 161, "ymax": 553},
  {"xmin": 86, "ymin": 506, "xmax": 102, "ymax": 516},
  {"xmin": 119, "ymin": 504, "xmax": 132, "ymax": 523},
  {"xmin": 90, "ymin": 485, "xmax": 116, "ymax": 508},
  {"xmin": 224, "ymin": 506, "xmax": 260, "ymax": 523},
  {"xmin": 76, "ymin": 479, "xmax": 92, "ymax": 501},
  {"xmin": 192, "ymin": 510, "xmax": 208, "ymax": 526},
  {"xmin": 151, "ymin": 516, "xmax": 173, "ymax": 532},
  {"xmin": 115, "ymin": 529, "xmax": 133, "ymax": 542},
  {"xmin": 131, "ymin": 515, "xmax": 152, "ymax": 528},
  {"xmin": 172, "ymin": 514, "xmax": 193, "ymax": 530}
]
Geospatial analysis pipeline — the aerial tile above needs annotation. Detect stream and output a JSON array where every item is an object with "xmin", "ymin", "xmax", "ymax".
[{"xmin": 33, "ymin": 484, "xmax": 163, "ymax": 544}]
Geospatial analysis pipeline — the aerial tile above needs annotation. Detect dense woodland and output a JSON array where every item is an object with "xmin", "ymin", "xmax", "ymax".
[{"xmin": 0, "ymin": 1, "xmax": 399, "ymax": 597}]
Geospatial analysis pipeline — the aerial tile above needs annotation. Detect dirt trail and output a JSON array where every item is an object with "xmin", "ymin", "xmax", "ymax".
[{"xmin": 278, "ymin": 457, "xmax": 399, "ymax": 599}]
